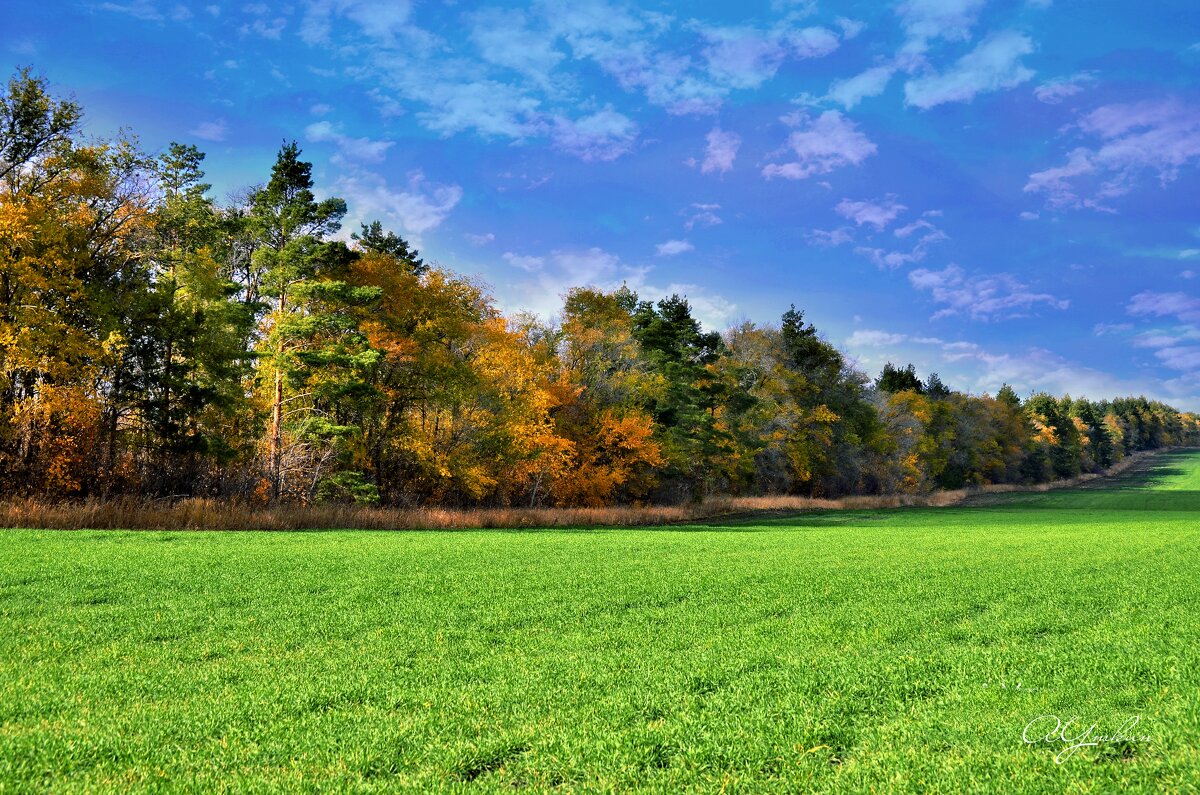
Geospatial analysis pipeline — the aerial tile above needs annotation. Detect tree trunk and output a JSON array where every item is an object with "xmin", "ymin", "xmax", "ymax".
[{"xmin": 269, "ymin": 290, "xmax": 286, "ymax": 502}]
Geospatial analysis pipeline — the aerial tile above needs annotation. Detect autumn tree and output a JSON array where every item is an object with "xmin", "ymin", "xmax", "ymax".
[{"xmin": 550, "ymin": 287, "xmax": 664, "ymax": 505}]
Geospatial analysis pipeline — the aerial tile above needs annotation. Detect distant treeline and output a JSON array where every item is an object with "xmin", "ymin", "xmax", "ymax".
[{"xmin": 2, "ymin": 69, "xmax": 1197, "ymax": 507}]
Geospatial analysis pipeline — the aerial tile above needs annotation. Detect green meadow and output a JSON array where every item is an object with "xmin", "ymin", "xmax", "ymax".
[{"xmin": 3, "ymin": 452, "xmax": 1200, "ymax": 793}]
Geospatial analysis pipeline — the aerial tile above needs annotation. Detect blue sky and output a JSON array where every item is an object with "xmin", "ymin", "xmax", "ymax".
[{"xmin": 12, "ymin": 0, "xmax": 1200, "ymax": 407}]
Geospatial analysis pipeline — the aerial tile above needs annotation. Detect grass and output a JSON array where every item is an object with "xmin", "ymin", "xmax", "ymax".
[{"xmin": 2, "ymin": 452, "xmax": 1199, "ymax": 792}]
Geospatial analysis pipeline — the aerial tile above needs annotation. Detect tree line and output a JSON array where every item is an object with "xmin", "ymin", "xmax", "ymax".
[{"xmin": 2, "ymin": 69, "xmax": 1197, "ymax": 507}]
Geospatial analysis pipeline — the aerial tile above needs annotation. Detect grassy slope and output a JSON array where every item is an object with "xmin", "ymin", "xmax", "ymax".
[{"xmin": 2, "ymin": 453, "xmax": 1199, "ymax": 793}]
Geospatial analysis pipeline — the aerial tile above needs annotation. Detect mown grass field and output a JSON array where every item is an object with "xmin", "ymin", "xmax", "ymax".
[{"xmin": 2, "ymin": 452, "xmax": 1200, "ymax": 793}]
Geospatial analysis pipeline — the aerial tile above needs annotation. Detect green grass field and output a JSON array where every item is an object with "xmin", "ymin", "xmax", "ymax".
[{"xmin": 3, "ymin": 452, "xmax": 1200, "ymax": 793}]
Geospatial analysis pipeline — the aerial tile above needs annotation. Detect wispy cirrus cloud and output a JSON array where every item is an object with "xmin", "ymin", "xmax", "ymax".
[
  {"xmin": 656, "ymin": 239, "xmax": 694, "ymax": 256},
  {"xmin": 469, "ymin": 7, "xmax": 566, "ymax": 88},
  {"xmin": 683, "ymin": 203, "xmax": 722, "ymax": 231},
  {"xmin": 762, "ymin": 110, "xmax": 877, "ymax": 180},
  {"xmin": 188, "ymin": 118, "xmax": 228, "ymax": 142},
  {"xmin": 855, "ymin": 228, "xmax": 947, "ymax": 269},
  {"xmin": 1025, "ymin": 99, "xmax": 1200, "ymax": 210},
  {"xmin": 812, "ymin": 197, "xmax": 946, "ymax": 268},
  {"xmin": 1123, "ymin": 293, "xmax": 1200, "ymax": 377},
  {"xmin": 904, "ymin": 30, "xmax": 1036, "ymax": 109},
  {"xmin": 909, "ymin": 264, "xmax": 1069, "ymax": 320},
  {"xmin": 1127, "ymin": 290, "xmax": 1200, "ymax": 323},
  {"xmin": 699, "ymin": 27, "xmax": 791, "ymax": 91},
  {"xmin": 551, "ymin": 108, "xmax": 638, "ymax": 161},
  {"xmin": 1033, "ymin": 71, "xmax": 1097, "ymax": 104},
  {"xmin": 305, "ymin": 120, "xmax": 393, "ymax": 163},
  {"xmin": 827, "ymin": 64, "xmax": 895, "ymax": 108},
  {"xmin": 805, "ymin": 227, "xmax": 855, "ymax": 247},
  {"xmin": 503, "ymin": 252, "xmax": 546, "ymax": 271},
  {"xmin": 329, "ymin": 169, "xmax": 462, "ymax": 239},
  {"xmin": 292, "ymin": 0, "xmax": 851, "ymax": 162},
  {"xmin": 301, "ymin": 0, "xmax": 416, "ymax": 46},
  {"xmin": 97, "ymin": 0, "xmax": 164, "ymax": 22},
  {"xmin": 846, "ymin": 329, "xmax": 908, "ymax": 346},
  {"xmin": 896, "ymin": 0, "xmax": 987, "ymax": 53},
  {"xmin": 834, "ymin": 195, "xmax": 906, "ymax": 230}
]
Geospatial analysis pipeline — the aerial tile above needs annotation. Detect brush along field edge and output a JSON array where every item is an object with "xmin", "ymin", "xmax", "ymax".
[{"xmin": 0, "ymin": 449, "xmax": 1171, "ymax": 531}]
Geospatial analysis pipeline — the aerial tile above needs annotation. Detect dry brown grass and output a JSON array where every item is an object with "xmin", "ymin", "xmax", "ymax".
[
  {"xmin": 0, "ymin": 450, "xmax": 1165, "ymax": 531},
  {"xmin": 0, "ymin": 497, "xmax": 711, "ymax": 532}
]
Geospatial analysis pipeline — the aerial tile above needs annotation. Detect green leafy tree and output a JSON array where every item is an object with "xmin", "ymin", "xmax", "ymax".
[
  {"xmin": 248, "ymin": 141, "xmax": 350, "ymax": 502},
  {"xmin": 876, "ymin": 363, "xmax": 924, "ymax": 394},
  {"xmin": 632, "ymin": 294, "xmax": 727, "ymax": 499}
]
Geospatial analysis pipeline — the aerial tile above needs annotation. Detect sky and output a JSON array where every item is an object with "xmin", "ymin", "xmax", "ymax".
[{"xmin": 10, "ymin": 0, "xmax": 1200, "ymax": 408}]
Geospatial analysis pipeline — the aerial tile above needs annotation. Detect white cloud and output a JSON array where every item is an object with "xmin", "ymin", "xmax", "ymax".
[
  {"xmin": 465, "ymin": 232, "xmax": 495, "ymax": 246},
  {"xmin": 301, "ymin": 0, "xmax": 416, "ymax": 45},
  {"xmin": 854, "ymin": 216, "xmax": 948, "ymax": 269},
  {"xmin": 1019, "ymin": 211, "xmax": 1039, "ymax": 221},
  {"xmin": 470, "ymin": 8, "xmax": 566, "ymax": 87},
  {"xmin": 493, "ymin": 245, "xmax": 735, "ymax": 330},
  {"xmin": 894, "ymin": 218, "xmax": 936, "ymax": 238},
  {"xmin": 855, "ymin": 230, "xmax": 947, "ymax": 269},
  {"xmin": 503, "ymin": 252, "xmax": 546, "ymax": 271},
  {"xmin": 967, "ymin": 347, "xmax": 1156, "ymax": 403},
  {"xmin": 305, "ymin": 121, "xmax": 394, "ymax": 163},
  {"xmin": 332, "ymin": 170, "xmax": 462, "ymax": 239},
  {"xmin": 683, "ymin": 203, "xmax": 723, "ymax": 231},
  {"xmin": 1026, "ymin": 100, "xmax": 1200, "ymax": 211},
  {"xmin": 7, "ymin": 39, "xmax": 37, "ymax": 57},
  {"xmin": 904, "ymin": 31, "xmax": 1036, "ymax": 109},
  {"xmin": 551, "ymin": 108, "xmax": 638, "ymax": 161},
  {"xmin": 97, "ymin": 0, "xmax": 163, "ymax": 21},
  {"xmin": 835, "ymin": 195, "xmax": 906, "ymax": 230},
  {"xmin": 1127, "ymin": 290, "xmax": 1200, "ymax": 323},
  {"xmin": 896, "ymin": 0, "xmax": 986, "ymax": 54},
  {"xmin": 909, "ymin": 264, "xmax": 1069, "ymax": 320},
  {"xmin": 188, "ymin": 119, "xmax": 228, "ymax": 142},
  {"xmin": 294, "ymin": 0, "xmax": 848, "ymax": 157},
  {"xmin": 848, "ymin": 322, "xmax": 1200, "ymax": 407},
  {"xmin": 412, "ymin": 80, "xmax": 544, "ymax": 140},
  {"xmin": 701, "ymin": 127, "xmax": 741, "ymax": 174},
  {"xmin": 762, "ymin": 110, "xmax": 877, "ymax": 180},
  {"xmin": 1132, "ymin": 323, "xmax": 1200, "ymax": 386},
  {"xmin": 701, "ymin": 27, "xmax": 790, "ymax": 90},
  {"xmin": 1033, "ymin": 72, "xmax": 1097, "ymax": 104},
  {"xmin": 835, "ymin": 17, "xmax": 865, "ymax": 39},
  {"xmin": 664, "ymin": 284, "xmax": 737, "ymax": 331},
  {"xmin": 847, "ymin": 329, "xmax": 908, "ymax": 346},
  {"xmin": 656, "ymin": 239, "xmax": 694, "ymax": 256},
  {"xmin": 805, "ymin": 227, "xmax": 855, "ymax": 247},
  {"xmin": 241, "ymin": 14, "xmax": 287, "ymax": 39},
  {"xmin": 786, "ymin": 27, "xmax": 841, "ymax": 59},
  {"xmin": 544, "ymin": 2, "xmax": 725, "ymax": 115},
  {"xmin": 827, "ymin": 65, "xmax": 894, "ymax": 108}
]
